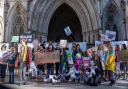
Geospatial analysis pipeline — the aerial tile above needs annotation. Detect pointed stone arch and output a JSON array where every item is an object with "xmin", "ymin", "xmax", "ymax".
[
  {"xmin": 5, "ymin": 1, "xmax": 27, "ymax": 42},
  {"xmin": 30, "ymin": 0, "xmax": 98, "ymax": 42}
]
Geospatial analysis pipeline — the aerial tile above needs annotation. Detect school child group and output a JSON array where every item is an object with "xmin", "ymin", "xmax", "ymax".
[
  {"xmin": 0, "ymin": 40, "xmax": 128, "ymax": 87},
  {"xmin": 57, "ymin": 41, "xmax": 128, "ymax": 86},
  {"xmin": 91, "ymin": 42, "xmax": 128, "ymax": 86}
]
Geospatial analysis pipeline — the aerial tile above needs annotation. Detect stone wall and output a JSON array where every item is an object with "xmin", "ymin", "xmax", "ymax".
[{"xmin": 3, "ymin": 0, "xmax": 128, "ymax": 43}]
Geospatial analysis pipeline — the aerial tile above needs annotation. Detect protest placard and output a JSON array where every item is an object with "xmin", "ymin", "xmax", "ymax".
[
  {"xmin": 20, "ymin": 33, "xmax": 33, "ymax": 43},
  {"xmin": 11, "ymin": 36, "xmax": 19, "ymax": 42},
  {"xmin": 64, "ymin": 26, "xmax": 72, "ymax": 36},
  {"xmin": 95, "ymin": 41, "xmax": 103, "ymax": 46},
  {"xmin": 60, "ymin": 40, "xmax": 67, "ymax": 48},
  {"xmin": 100, "ymin": 34, "xmax": 107, "ymax": 41},
  {"xmin": 78, "ymin": 42, "xmax": 86, "ymax": 51},
  {"xmin": 106, "ymin": 30, "xmax": 116, "ymax": 41},
  {"xmin": 0, "ymin": 43, "xmax": 9, "ymax": 51}
]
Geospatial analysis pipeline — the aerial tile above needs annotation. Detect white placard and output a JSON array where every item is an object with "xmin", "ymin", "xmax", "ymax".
[
  {"xmin": 60, "ymin": 40, "xmax": 67, "ymax": 48},
  {"xmin": 78, "ymin": 42, "xmax": 86, "ymax": 51},
  {"xmin": 95, "ymin": 41, "xmax": 103, "ymax": 46},
  {"xmin": 0, "ymin": 43, "xmax": 9, "ymax": 51},
  {"xmin": 106, "ymin": 30, "xmax": 116, "ymax": 41},
  {"xmin": 111, "ymin": 41, "xmax": 128, "ymax": 48},
  {"xmin": 100, "ymin": 34, "xmax": 107, "ymax": 41},
  {"xmin": 67, "ymin": 43, "xmax": 73, "ymax": 50}
]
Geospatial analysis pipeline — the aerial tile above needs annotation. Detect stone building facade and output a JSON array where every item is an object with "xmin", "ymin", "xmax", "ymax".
[{"xmin": 0, "ymin": 0, "xmax": 128, "ymax": 44}]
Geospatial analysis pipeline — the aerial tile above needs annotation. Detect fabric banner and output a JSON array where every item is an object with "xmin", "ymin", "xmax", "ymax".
[{"xmin": 34, "ymin": 50, "xmax": 60, "ymax": 64}]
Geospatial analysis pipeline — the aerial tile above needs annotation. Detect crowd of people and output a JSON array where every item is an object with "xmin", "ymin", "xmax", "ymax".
[{"xmin": 0, "ymin": 40, "xmax": 128, "ymax": 86}]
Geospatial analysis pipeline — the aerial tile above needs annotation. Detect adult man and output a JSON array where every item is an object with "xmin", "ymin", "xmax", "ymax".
[{"xmin": 18, "ymin": 40, "xmax": 28, "ymax": 85}]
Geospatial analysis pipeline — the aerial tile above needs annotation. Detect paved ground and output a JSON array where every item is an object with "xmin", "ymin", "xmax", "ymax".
[{"xmin": 1, "ymin": 79, "xmax": 128, "ymax": 89}]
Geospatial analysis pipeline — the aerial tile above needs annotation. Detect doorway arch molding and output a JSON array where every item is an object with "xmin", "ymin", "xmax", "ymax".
[{"xmin": 30, "ymin": 0, "xmax": 98, "ymax": 40}]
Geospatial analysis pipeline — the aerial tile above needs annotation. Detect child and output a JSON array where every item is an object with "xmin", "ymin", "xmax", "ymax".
[{"xmin": 75, "ymin": 53, "xmax": 82, "ymax": 71}]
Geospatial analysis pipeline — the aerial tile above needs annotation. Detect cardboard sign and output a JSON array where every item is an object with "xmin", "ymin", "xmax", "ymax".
[
  {"xmin": 11, "ymin": 36, "xmax": 19, "ymax": 42},
  {"xmin": 34, "ymin": 50, "xmax": 60, "ymax": 64},
  {"xmin": 64, "ymin": 26, "xmax": 72, "ymax": 36},
  {"xmin": 60, "ymin": 40, "xmax": 67, "ymax": 48},
  {"xmin": 106, "ymin": 30, "xmax": 116, "ymax": 41}
]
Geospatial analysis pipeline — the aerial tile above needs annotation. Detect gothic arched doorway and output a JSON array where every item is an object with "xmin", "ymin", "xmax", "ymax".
[{"xmin": 48, "ymin": 3, "xmax": 82, "ymax": 42}]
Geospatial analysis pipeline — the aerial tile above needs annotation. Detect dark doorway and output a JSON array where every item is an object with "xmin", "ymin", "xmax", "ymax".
[{"xmin": 48, "ymin": 3, "xmax": 82, "ymax": 42}]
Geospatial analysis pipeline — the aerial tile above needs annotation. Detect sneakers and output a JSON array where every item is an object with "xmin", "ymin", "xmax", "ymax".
[
  {"xmin": 18, "ymin": 82, "xmax": 27, "ymax": 86},
  {"xmin": 109, "ymin": 80, "xmax": 116, "ymax": 86},
  {"xmin": 109, "ymin": 83, "xmax": 116, "ymax": 86}
]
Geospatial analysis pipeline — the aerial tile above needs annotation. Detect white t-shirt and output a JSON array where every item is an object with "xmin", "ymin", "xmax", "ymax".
[{"xmin": 0, "ymin": 51, "xmax": 7, "ymax": 60}]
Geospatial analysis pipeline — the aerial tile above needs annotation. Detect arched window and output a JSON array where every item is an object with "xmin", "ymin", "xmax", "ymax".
[{"xmin": 13, "ymin": 9, "xmax": 24, "ymax": 35}]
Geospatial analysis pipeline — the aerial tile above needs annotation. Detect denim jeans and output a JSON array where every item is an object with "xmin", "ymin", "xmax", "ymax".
[
  {"xmin": 0, "ymin": 64, "xmax": 7, "ymax": 81},
  {"xmin": 59, "ymin": 63, "xmax": 64, "ymax": 74},
  {"xmin": 9, "ymin": 66, "xmax": 15, "ymax": 83},
  {"xmin": 124, "ymin": 63, "xmax": 128, "ymax": 79},
  {"xmin": 47, "ymin": 63, "xmax": 53, "ymax": 75},
  {"xmin": 19, "ymin": 62, "xmax": 27, "ymax": 84}
]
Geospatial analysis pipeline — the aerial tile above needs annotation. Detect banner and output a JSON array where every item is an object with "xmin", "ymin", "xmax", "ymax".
[
  {"xmin": 105, "ymin": 30, "xmax": 116, "ymax": 41},
  {"xmin": 64, "ymin": 26, "xmax": 72, "ymax": 36},
  {"xmin": 34, "ymin": 50, "xmax": 60, "ymax": 64},
  {"xmin": 111, "ymin": 41, "xmax": 128, "ymax": 49}
]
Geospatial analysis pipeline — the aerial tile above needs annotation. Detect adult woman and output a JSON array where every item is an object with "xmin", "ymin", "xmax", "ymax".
[
  {"xmin": 8, "ymin": 47, "xmax": 17, "ymax": 84},
  {"xmin": 120, "ymin": 44, "xmax": 128, "ymax": 80},
  {"xmin": 115, "ymin": 45, "xmax": 121, "ymax": 79},
  {"xmin": 106, "ymin": 45, "xmax": 116, "ymax": 86},
  {"xmin": 0, "ymin": 44, "xmax": 7, "ymax": 83},
  {"xmin": 47, "ymin": 41, "xmax": 54, "ymax": 75},
  {"xmin": 97, "ymin": 44, "xmax": 105, "ymax": 77}
]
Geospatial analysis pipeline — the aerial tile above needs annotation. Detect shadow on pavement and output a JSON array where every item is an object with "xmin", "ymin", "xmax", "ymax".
[{"xmin": 0, "ymin": 84, "xmax": 15, "ymax": 89}]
